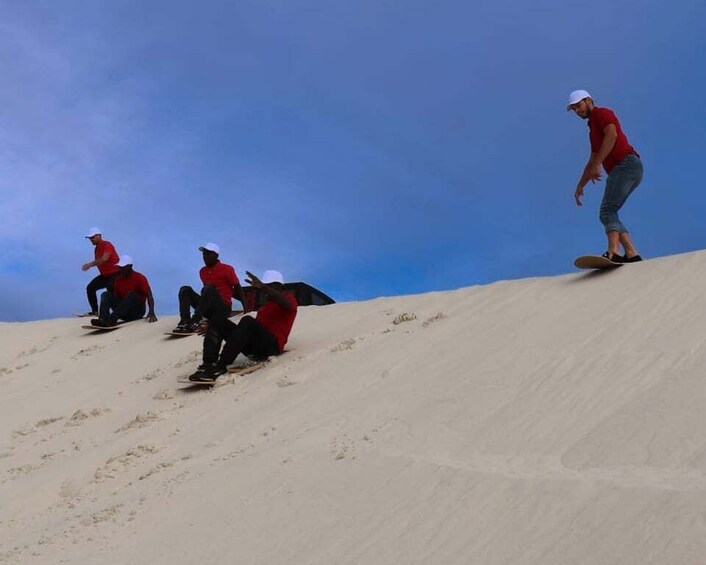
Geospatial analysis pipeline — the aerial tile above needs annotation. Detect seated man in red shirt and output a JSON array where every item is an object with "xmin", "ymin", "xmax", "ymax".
[
  {"xmin": 173, "ymin": 242, "xmax": 247, "ymax": 334},
  {"xmin": 190, "ymin": 270, "xmax": 297, "ymax": 382},
  {"xmin": 91, "ymin": 256, "xmax": 158, "ymax": 327},
  {"xmin": 81, "ymin": 227, "xmax": 121, "ymax": 316}
]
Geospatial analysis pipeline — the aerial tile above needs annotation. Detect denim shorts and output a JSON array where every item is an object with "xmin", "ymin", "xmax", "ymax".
[{"xmin": 599, "ymin": 154, "xmax": 643, "ymax": 233}]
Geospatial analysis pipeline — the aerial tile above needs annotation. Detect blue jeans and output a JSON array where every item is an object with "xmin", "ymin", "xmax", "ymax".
[{"xmin": 599, "ymin": 154, "xmax": 643, "ymax": 233}]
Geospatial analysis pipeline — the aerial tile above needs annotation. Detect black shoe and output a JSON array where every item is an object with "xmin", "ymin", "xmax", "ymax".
[
  {"xmin": 91, "ymin": 318, "xmax": 115, "ymax": 327},
  {"xmin": 623, "ymin": 254, "xmax": 643, "ymax": 263},
  {"xmin": 601, "ymin": 251, "xmax": 624, "ymax": 264},
  {"xmin": 173, "ymin": 322, "xmax": 196, "ymax": 334},
  {"xmin": 189, "ymin": 363, "xmax": 225, "ymax": 382}
]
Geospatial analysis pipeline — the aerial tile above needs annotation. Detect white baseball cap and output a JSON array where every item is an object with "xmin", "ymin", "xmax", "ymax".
[
  {"xmin": 567, "ymin": 89, "xmax": 592, "ymax": 110},
  {"xmin": 116, "ymin": 255, "xmax": 133, "ymax": 267},
  {"xmin": 85, "ymin": 227, "xmax": 101, "ymax": 238},
  {"xmin": 261, "ymin": 270, "xmax": 284, "ymax": 284},
  {"xmin": 198, "ymin": 242, "xmax": 221, "ymax": 255}
]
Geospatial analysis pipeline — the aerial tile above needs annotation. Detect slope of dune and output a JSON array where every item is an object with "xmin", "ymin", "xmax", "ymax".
[{"xmin": 2, "ymin": 250, "xmax": 706, "ymax": 565}]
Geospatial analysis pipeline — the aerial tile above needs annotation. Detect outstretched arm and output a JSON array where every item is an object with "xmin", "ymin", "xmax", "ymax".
[{"xmin": 245, "ymin": 271, "xmax": 292, "ymax": 310}]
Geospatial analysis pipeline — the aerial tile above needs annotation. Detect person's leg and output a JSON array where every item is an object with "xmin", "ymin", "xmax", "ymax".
[
  {"xmin": 178, "ymin": 286, "xmax": 201, "ymax": 325},
  {"xmin": 86, "ymin": 275, "xmax": 108, "ymax": 314},
  {"xmin": 114, "ymin": 292, "xmax": 146, "ymax": 322},
  {"xmin": 200, "ymin": 286, "xmax": 231, "ymax": 365},
  {"xmin": 599, "ymin": 155, "xmax": 643, "ymax": 259},
  {"xmin": 218, "ymin": 316, "xmax": 279, "ymax": 367},
  {"xmin": 98, "ymin": 291, "xmax": 113, "ymax": 321}
]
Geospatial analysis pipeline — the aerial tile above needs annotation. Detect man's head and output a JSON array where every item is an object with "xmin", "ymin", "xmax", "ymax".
[
  {"xmin": 261, "ymin": 269, "xmax": 284, "ymax": 290},
  {"xmin": 85, "ymin": 227, "xmax": 103, "ymax": 246},
  {"xmin": 116, "ymin": 255, "xmax": 133, "ymax": 277},
  {"xmin": 198, "ymin": 242, "xmax": 220, "ymax": 267},
  {"xmin": 566, "ymin": 89, "xmax": 594, "ymax": 119}
]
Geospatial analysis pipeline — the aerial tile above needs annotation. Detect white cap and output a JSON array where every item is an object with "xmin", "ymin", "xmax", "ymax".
[
  {"xmin": 261, "ymin": 270, "xmax": 284, "ymax": 284},
  {"xmin": 198, "ymin": 242, "xmax": 220, "ymax": 255},
  {"xmin": 86, "ymin": 227, "xmax": 101, "ymax": 238},
  {"xmin": 116, "ymin": 255, "xmax": 133, "ymax": 267},
  {"xmin": 567, "ymin": 89, "xmax": 592, "ymax": 110}
]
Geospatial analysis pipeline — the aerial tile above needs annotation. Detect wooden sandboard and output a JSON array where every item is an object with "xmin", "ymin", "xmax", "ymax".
[
  {"xmin": 176, "ymin": 376, "xmax": 215, "ymax": 387},
  {"xmin": 81, "ymin": 324, "xmax": 124, "ymax": 332},
  {"xmin": 574, "ymin": 255, "xmax": 623, "ymax": 270},
  {"xmin": 227, "ymin": 360, "xmax": 270, "ymax": 375}
]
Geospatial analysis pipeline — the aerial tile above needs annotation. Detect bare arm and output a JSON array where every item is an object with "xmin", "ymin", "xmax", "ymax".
[
  {"xmin": 82, "ymin": 252, "xmax": 112, "ymax": 271},
  {"xmin": 146, "ymin": 290, "xmax": 157, "ymax": 322},
  {"xmin": 574, "ymin": 124, "xmax": 618, "ymax": 206},
  {"xmin": 245, "ymin": 271, "xmax": 292, "ymax": 310}
]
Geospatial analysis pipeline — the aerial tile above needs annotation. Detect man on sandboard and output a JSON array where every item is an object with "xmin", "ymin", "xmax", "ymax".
[
  {"xmin": 189, "ymin": 270, "xmax": 297, "ymax": 382},
  {"xmin": 568, "ymin": 89, "xmax": 644, "ymax": 265}
]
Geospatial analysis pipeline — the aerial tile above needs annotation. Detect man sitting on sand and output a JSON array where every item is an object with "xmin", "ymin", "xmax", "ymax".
[
  {"xmin": 91, "ymin": 256, "xmax": 158, "ymax": 327},
  {"xmin": 81, "ymin": 227, "xmax": 120, "ymax": 316},
  {"xmin": 173, "ymin": 242, "xmax": 247, "ymax": 334},
  {"xmin": 190, "ymin": 270, "xmax": 298, "ymax": 382}
]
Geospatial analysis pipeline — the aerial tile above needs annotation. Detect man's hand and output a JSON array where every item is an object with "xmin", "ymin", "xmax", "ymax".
[
  {"xmin": 81, "ymin": 262, "xmax": 92, "ymax": 271},
  {"xmin": 245, "ymin": 271, "xmax": 263, "ymax": 289},
  {"xmin": 195, "ymin": 320, "xmax": 208, "ymax": 336},
  {"xmin": 574, "ymin": 185, "xmax": 585, "ymax": 206},
  {"xmin": 586, "ymin": 163, "xmax": 602, "ymax": 183},
  {"xmin": 147, "ymin": 312, "xmax": 158, "ymax": 323}
]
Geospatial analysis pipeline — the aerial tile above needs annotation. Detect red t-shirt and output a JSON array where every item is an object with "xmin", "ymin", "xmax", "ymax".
[
  {"xmin": 588, "ymin": 107, "xmax": 638, "ymax": 174},
  {"xmin": 199, "ymin": 262, "xmax": 240, "ymax": 308},
  {"xmin": 113, "ymin": 271, "xmax": 151, "ymax": 303},
  {"xmin": 95, "ymin": 240, "xmax": 120, "ymax": 276},
  {"xmin": 256, "ymin": 292, "xmax": 298, "ymax": 352}
]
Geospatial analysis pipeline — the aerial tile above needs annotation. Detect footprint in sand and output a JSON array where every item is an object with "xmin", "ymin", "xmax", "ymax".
[
  {"xmin": 16, "ymin": 336, "xmax": 59, "ymax": 359},
  {"xmin": 392, "ymin": 312, "xmax": 417, "ymax": 325},
  {"xmin": 93, "ymin": 444, "xmax": 160, "ymax": 483},
  {"xmin": 70, "ymin": 345, "xmax": 105, "ymax": 360},
  {"xmin": 330, "ymin": 338, "xmax": 357, "ymax": 352},
  {"xmin": 65, "ymin": 408, "xmax": 111, "ymax": 428},
  {"xmin": 115, "ymin": 412, "xmax": 161, "ymax": 433},
  {"xmin": 422, "ymin": 312, "xmax": 447, "ymax": 328}
]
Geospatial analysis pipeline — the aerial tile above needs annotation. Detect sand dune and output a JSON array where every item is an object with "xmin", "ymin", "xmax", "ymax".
[{"xmin": 2, "ymin": 250, "xmax": 706, "ymax": 564}]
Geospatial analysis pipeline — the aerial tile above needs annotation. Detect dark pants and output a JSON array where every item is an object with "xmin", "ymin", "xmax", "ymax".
[
  {"xmin": 218, "ymin": 316, "xmax": 280, "ymax": 366},
  {"xmin": 184, "ymin": 285, "xmax": 232, "ymax": 364},
  {"xmin": 87, "ymin": 274, "xmax": 116, "ymax": 313},
  {"xmin": 99, "ymin": 291, "xmax": 146, "ymax": 323}
]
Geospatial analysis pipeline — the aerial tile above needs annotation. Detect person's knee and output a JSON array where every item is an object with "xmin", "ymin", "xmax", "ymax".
[{"xmin": 179, "ymin": 285, "xmax": 193, "ymax": 298}]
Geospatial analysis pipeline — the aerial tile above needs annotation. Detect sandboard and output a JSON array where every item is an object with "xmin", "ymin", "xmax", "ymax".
[
  {"xmin": 176, "ymin": 361, "xmax": 271, "ymax": 387},
  {"xmin": 574, "ymin": 255, "xmax": 623, "ymax": 270},
  {"xmin": 74, "ymin": 312, "xmax": 97, "ymax": 318},
  {"xmin": 176, "ymin": 376, "xmax": 216, "ymax": 387},
  {"xmin": 81, "ymin": 324, "xmax": 124, "ymax": 332},
  {"xmin": 164, "ymin": 331, "xmax": 196, "ymax": 337}
]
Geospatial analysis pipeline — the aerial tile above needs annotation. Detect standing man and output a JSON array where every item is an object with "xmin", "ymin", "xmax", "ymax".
[
  {"xmin": 91, "ymin": 255, "xmax": 158, "ymax": 327},
  {"xmin": 568, "ymin": 90, "xmax": 644, "ymax": 263},
  {"xmin": 190, "ymin": 270, "xmax": 298, "ymax": 381},
  {"xmin": 81, "ymin": 227, "xmax": 121, "ymax": 316}
]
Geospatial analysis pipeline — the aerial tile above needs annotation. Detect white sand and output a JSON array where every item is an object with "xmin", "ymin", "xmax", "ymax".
[{"xmin": 2, "ymin": 250, "xmax": 706, "ymax": 565}]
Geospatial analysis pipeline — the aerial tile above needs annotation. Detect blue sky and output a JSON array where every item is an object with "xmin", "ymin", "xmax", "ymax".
[{"xmin": 1, "ymin": 0, "xmax": 705, "ymax": 321}]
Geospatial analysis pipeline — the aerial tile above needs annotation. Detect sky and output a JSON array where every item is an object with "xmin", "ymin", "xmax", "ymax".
[{"xmin": 1, "ymin": 0, "xmax": 705, "ymax": 321}]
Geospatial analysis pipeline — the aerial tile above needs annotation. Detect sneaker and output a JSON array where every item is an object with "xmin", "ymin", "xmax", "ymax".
[
  {"xmin": 623, "ymin": 254, "xmax": 643, "ymax": 263},
  {"xmin": 188, "ymin": 363, "xmax": 212, "ymax": 382},
  {"xmin": 91, "ymin": 318, "xmax": 116, "ymax": 328},
  {"xmin": 173, "ymin": 322, "xmax": 196, "ymax": 334},
  {"xmin": 601, "ymin": 251, "xmax": 624, "ymax": 264}
]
